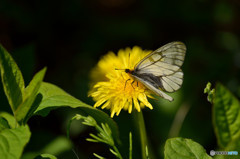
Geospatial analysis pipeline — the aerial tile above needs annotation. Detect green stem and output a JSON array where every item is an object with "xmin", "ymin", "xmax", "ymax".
[
  {"xmin": 66, "ymin": 118, "xmax": 73, "ymax": 139},
  {"xmin": 168, "ymin": 103, "xmax": 190, "ymax": 138},
  {"xmin": 134, "ymin": 110, "xmax": 148, "ymax": 159},
  {"xmin": 129, "ymin": 132, "xmax": 132, "ymax": 159}
]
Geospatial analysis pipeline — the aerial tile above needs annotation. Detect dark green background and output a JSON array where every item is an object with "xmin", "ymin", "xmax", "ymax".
[{"xmin": 0, "ymin": 0, "xmax": 240, "ymax": 158}]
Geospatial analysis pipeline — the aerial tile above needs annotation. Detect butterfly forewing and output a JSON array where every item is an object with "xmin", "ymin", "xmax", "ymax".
[
  {"xmin": 134, "ymin": 41, "xmax": 186, "ymax": 76},
  {"xmin": 131, "ymin": 41, "xmax": 186, "ymax": 101}
]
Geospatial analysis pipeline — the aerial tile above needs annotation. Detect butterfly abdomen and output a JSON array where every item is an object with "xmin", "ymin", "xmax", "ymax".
[{"xmin": 132, "ymin": 72, "xmax": 163, "ymax": 89}]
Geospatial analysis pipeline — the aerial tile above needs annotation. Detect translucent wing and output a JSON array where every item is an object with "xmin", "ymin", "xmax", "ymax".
[
  {"xmin": 134, "ymin": 41, "xmax": 186, "ymax": 76},
  {"xmin": 159, "ymin": 69, "xmax": 183, "ymax": 92},
  {"xmin": 132, "ymin": 42, "xmax": 186, "ymax": 96},
  {"xmin": 132, "ymin": 69, "xmax": 183, "ymax": 101},
  {"xmin": 133, "ymin": 75, "xmax": 174, "ymax": 101}
]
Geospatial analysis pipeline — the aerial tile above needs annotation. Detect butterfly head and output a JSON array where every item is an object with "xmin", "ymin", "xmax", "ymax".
[{"xmin": 125, "ymin": 69, "xmax": 134, "ymax": 74}]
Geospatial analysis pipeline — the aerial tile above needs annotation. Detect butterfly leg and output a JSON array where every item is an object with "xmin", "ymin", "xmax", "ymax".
[
  {"xmin": 124, "ymin": 79, "xmax": 131, "ymax": 90},
  {"xmin": 130, "ymin": 80, "xmax": 136, "ymax": 89}
]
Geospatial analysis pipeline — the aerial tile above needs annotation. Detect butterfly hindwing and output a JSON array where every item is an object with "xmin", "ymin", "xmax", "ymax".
[
  {"xmin": 159, "ymin": 69, "xmax": 183, "ymax": 92},
  {"xmin": 133, "ymin": 75, "xmax": 174, "ymax": 101}
]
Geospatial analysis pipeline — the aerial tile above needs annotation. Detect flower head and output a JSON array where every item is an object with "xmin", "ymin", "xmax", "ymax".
[{"xmin": 89, "ymin": 46, "xmax": 154, "ymax": 117}]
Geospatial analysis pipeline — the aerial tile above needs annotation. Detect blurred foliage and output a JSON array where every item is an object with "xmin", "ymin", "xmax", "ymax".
[
  {"xmin": 0, "ymin": 44, "xmax": 119, "ymax": 158},
  {"xmin": 0, "ymin": 0, "xmax": 240, "ymax": 158}
]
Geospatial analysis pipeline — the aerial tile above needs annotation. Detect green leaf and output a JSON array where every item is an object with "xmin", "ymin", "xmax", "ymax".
[
  {"xmin": 0, "ymin": 117, "xmax": 10, "ymax": 131},
  {"xmin": 226, "ymin": 137, "xmax": 240, "ymax": 152},
  {"xmin": 213, "ymin": 83, "xmax": 240, "ymax": 148},
  {"xmin": 0, "ymin": 112, "xmax": 17, "ymax": 128},
  {"xmin": 0, "ymin": 112, "xmax": 31, "ymax": 159},
  {"xmin": 214, "ymin": 134, "xmax": 240, "ymax": 159},
  {"xmin": 164, "ymin": 137, "xmax": 212, "ymax": 159},
  {"xmin": 0, "ymin": 44, "xmax": 25, "ymax": 111},
  {"xmin": 33, "ymin": 82, "xmax": 119, "ymax": 143},
  {"xmin": 15, "ymin": 67, "xmax": 46, "ymax": 124},
  {"xmin": 34, "ymin": 82, "xmax": 88, "ymax": 115},
  {"xmin": 34, "ymin": 154, "xmax": 57, "ymax": 159},
  {"xmin": 0, "ymin": 112, "xmax": 31, "ymax": 158}
]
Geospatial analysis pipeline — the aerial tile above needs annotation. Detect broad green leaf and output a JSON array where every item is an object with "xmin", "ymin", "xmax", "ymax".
[
  {"xmin": 0, "ymin": 44, "xmax": 25, "ymax": 111},
  {"xmin": 0, "ymin": 112, "xmax": 31, "ymax": 159},
  {"xmin": 34, "ymin": 82, "xmax": 87, "ymax": 114},
  {"xmin": 164, "ymin": 137, "xmax": 212, "ymax": 159},
  {"xmin": 15, "ymin": 67, "xmax": 46, "ymax": 124},
  {"xmin": 0, "ymin": 112, "xmax": 31, "ymax": 158},
  {"xmin": 33, "ymin": 82, "xmax": 119, "ymax": 142},
  {"xmin": 214, "ymin": 134, "xmax": 240, "ymax": 159},
  {"xmin": 0, "ymin": 112, "xmax": 17, "ymax": 128},
  {"xmin": 213, "ymin": 83, "xmax": 240, "ymax": 148},
  {"xmin": 223, "ymin": 134, "xmax": 240, "ymax": 159},
  {"xmin": 0, "ymin": 117, "xmax": 10, "ymax": 131},
  {"xmin": 34, "ymin": 154, "xmax": 57, "ymax": 159},
  {"xmin": 225, "ymin": 136, "xmax": 240, "ymax": 152}
]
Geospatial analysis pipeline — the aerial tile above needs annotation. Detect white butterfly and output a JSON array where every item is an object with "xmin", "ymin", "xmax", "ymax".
[{"xmin": 125, "ymin": 41, "xmax": 186, "ymax": 101}]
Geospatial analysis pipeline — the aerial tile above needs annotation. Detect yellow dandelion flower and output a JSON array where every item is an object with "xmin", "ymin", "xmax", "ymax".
[
  {"xmin": 89, "ymin": 42, "xmax": 187, "ymax": 118},
  {"xmin": 89, "ymin": 46, "xmax": 154, "ymax": 118}
]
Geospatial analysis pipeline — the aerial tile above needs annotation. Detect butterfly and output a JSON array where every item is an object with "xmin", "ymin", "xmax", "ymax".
[{"xmin": 125, "ymin": 41, "xmax": 186, "ymax": 101}]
